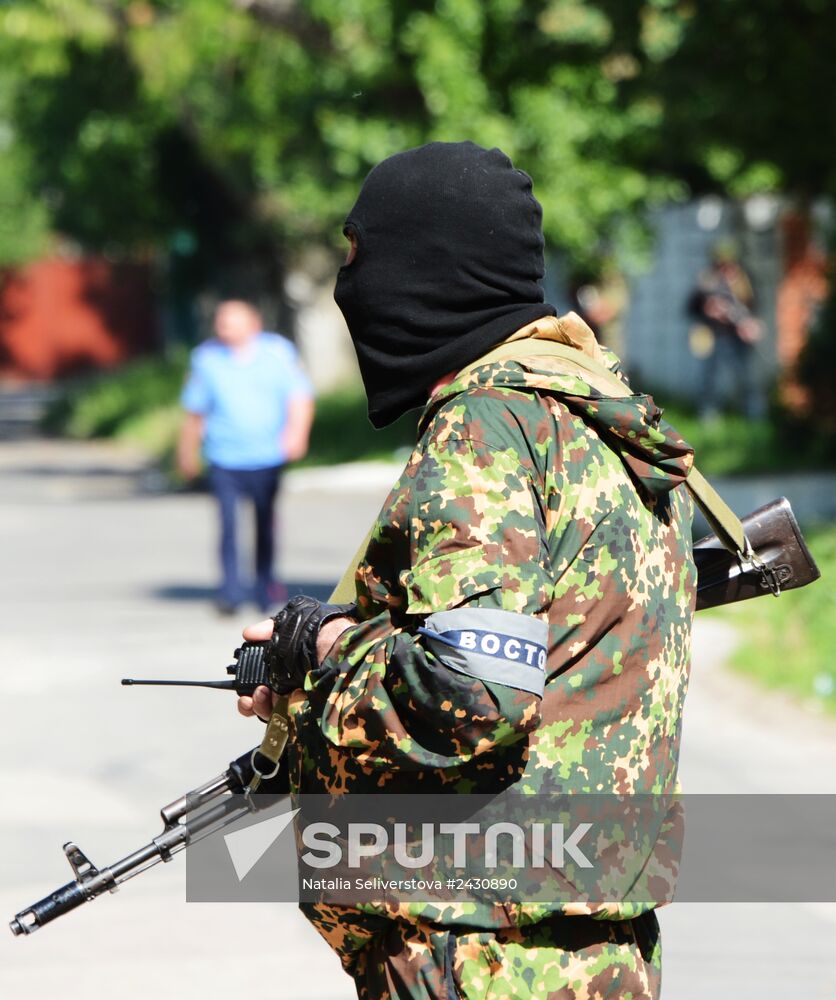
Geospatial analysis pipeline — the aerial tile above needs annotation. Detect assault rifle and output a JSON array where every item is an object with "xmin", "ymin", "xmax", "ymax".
[
  {"xmin": 10, "ymin": 744, "xmax": 285, "ymax": 936},
  {"xmin": 10, "ymin": 641, "xmax": 281, "ymax": 936}
]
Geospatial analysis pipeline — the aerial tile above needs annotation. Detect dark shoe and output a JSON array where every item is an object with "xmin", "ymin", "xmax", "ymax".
[{"xmin": 216, "ymin": 600, "xmax": 239, "ymax": 617}]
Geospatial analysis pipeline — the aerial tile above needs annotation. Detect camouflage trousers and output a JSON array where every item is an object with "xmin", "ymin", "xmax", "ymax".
[{"xmin": 353, "ymin": 912, "xmax": 662, "ymax": 999}]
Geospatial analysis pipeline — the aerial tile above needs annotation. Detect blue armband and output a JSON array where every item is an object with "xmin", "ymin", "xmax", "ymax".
[{"xmin": 418, "ymin": 608, "xmax": 548, "ymax": 697}]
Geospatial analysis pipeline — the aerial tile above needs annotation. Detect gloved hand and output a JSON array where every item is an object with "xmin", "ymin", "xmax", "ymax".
[{"xmin": 265, "ymin": 595, "xmax": 356, "ymax": 694}]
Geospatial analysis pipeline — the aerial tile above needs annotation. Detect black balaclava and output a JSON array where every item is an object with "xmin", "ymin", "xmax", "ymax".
[{"xmin": 334, "ymin": 141, "xmax": 556, "ymax": 427}]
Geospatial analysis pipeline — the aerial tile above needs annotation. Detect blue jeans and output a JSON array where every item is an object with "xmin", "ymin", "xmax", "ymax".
[
  {"xmin": 700, "ymin": 333, "xmax": 766, "ymax": 419},
  {"xmin": 208, "ymin": 464, "xmax": 282, "ymax": 608}
]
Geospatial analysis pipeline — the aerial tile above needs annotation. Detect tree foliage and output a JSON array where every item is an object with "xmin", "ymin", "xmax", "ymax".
[{"xmin": 0, "ymin": 0, "xmax": 833, "ymax": 277}]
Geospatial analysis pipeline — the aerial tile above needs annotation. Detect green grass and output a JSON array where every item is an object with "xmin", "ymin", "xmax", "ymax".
[
  {"xmin": 657, "ymin": 402, "xmax": 835, "ymax": 477},
  {"xmin": 41, "ymin": 356, "xmax": 834, "ymax": 477},
  {"xmin": 41, "ymin": 351, "xmax": 190, "ymax": 440},
  {"xmin": 298, "ymin": 388, "xmax": 416, "ymax": 467},
  {"xmin": 711, "ymin": 524, "xmax": 836, "ymax": 713},
  {"xmin": 41, "ymin": 357, "xmax": 416, "ymax": 471}
]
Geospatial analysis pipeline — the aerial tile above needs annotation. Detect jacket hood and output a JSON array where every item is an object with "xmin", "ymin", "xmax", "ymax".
[{"xmin": 421, "ymin": 355, "xmax": 694, "ymax": 498}]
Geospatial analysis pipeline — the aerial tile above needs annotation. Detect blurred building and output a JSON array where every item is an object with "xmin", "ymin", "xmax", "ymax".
[
  {"xmin": 0, "ymin": 256, "xmax": 158, "ymax": 382},
  {"xmin": 282, "ymin": 248, "xmax": 361, "ymax": 393},
  {"xmin": 1, "ymin": 200, "xmax": 827, "ymax": 404}
]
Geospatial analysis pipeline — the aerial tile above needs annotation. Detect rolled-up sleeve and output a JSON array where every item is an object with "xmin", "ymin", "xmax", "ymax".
[
  {"xmin": 281, "ymin": 342, "xmax": 315, "ymax": 400},
  {"xmin": 180, "ymin": 354, "xmax": 212, "ymax": 415}
]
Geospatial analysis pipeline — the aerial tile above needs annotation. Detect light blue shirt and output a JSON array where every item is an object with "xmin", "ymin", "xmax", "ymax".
[{"xmin": 181, "ymin": 332, "xmax": 313, "ymax": 470}]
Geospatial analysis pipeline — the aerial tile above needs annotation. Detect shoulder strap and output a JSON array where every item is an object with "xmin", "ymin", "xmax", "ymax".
[
  {"xmin": 457, "ymin": 339, "xmax": 749, "ymax": 560},
  {"xmin": 456, "ymin": 338, "xmax": 625, "ymax": 397},
  {"xmin": 681, "ymin": 467, "xmax": 747, "ymax": 557}
]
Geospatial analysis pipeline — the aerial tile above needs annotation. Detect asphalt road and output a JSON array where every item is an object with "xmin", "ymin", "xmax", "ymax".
[{"xmin": 1, "ymin": 439, "xmax": 834, "ymax": 1000}]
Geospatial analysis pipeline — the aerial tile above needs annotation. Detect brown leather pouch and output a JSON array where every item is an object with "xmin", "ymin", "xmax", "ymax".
[{"xmin": 694, "ymin": 497, "xmax": 821, "ymax": 611}]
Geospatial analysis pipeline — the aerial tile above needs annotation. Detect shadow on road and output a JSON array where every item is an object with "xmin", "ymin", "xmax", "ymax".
[
  {"xmin": 4, "ymin": 462, "xmax": 153, "ymax": 478},
  {"xmin": 151, "ymin": 580, "xmax": 339, "ymax": 603}
]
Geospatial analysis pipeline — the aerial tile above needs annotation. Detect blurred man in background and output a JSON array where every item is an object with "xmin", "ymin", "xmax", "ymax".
[{"xmin": 178, "ymin": 300, "xmax": 314, "ymax": 614}]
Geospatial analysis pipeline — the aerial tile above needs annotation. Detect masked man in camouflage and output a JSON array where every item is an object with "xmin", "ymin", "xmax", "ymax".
[{"xmin": 239, "ymin": 141, "xmax": 696, "ymax": 999}]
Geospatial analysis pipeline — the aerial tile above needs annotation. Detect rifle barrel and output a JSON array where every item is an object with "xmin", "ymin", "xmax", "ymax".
[
  {"xmin": 121, "ymin": 678, "xmax": 237, "ymax": 690},
  {"xmin": 9, "ymin": 749, "xmax": 271, "ymax": 936}
]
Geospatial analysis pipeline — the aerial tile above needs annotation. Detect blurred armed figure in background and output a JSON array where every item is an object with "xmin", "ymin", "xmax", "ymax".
[
  {"xmin": 688, "ymin": 239, "xmax": 766, "ymax": 421},
  {"xmin": 178, "ymin": 300, "xmax": 314, "ymax": 613}
]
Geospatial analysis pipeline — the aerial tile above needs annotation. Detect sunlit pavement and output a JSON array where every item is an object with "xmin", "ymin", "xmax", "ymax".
[{"xmin": 1, "ymin": 439, "xmax": 834, "ymax": 1000}]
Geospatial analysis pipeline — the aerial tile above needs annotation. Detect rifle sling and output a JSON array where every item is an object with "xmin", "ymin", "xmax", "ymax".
[{"xmin": 458, "ymin": 338, "xmax": 749, "ymax": 559}]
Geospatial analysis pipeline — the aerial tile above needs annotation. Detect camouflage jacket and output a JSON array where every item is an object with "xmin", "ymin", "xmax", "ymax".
[{"xmin": 289, "ymin": 350, "xmax": 696, "ymax": 971}]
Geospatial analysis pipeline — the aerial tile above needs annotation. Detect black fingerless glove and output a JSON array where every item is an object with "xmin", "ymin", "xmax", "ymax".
[{"xmin": 265, "ymin": 595, "xmax": 355, "ymax": 694}]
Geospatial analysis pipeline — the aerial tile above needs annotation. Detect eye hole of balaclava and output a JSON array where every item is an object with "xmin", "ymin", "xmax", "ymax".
[
  {"xmin": 333, "ymin": 140, "xmax": 556, "ymax": 428},
  {"xmin": 343, "ymin": 227, "xmax": 359, "ymax": 267}
]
